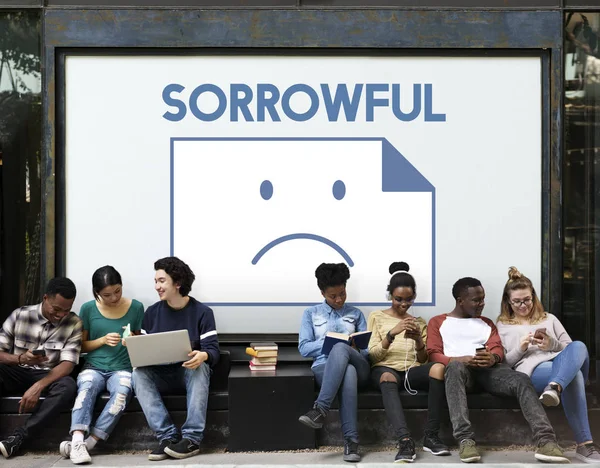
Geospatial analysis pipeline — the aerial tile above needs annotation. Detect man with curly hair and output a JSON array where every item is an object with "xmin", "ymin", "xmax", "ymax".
[{"xmin": 132, "ymin": 257, "xmax": 219, "ymax": 461}]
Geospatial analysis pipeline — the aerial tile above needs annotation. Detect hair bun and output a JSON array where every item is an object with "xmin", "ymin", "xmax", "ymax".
[
  {"xmin": 389, "ymin": 261, "xmax": 410, "ymax": 274},
  {"xmin": 508, "ymin": 266, "xmax": 522, "ymax": 280}
]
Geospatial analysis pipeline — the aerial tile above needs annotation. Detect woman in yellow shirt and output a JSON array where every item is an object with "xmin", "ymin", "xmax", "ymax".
[{"xmin": 367, "ymin": 262, "xmax": 448, "ymax": 463}]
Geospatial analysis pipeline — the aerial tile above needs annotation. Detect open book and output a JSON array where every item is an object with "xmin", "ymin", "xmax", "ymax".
[{"xmin": 321, "ymin": 331, "xmax": 372, "ymax": 355}]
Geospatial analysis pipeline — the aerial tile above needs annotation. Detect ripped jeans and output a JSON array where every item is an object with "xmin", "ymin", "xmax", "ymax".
[{"xmin": 70, "ymin": 367, "xmax": 133, "ymax": 440}]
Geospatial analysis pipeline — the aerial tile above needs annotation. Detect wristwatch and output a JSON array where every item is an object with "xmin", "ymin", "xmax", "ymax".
[{"xmin": 386, "ymin": 331, "xmax": 395, "ymax": 343}]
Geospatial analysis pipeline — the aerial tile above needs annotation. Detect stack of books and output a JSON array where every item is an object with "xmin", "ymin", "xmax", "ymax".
[{"xmin": 246, "ymin": 342, "xmax": 278, "ymax": 371}]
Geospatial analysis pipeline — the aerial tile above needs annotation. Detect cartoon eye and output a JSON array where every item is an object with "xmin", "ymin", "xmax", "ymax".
[
  {"xmin": 332, "ymin": 180, "xmax": 346, "ymax": 200},
  {"xmin": 260, "ymin": 180, "xmax": 273, "ymax": 200}
]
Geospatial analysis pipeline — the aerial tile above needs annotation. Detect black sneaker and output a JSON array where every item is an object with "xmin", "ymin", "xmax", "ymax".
[
  {"xmin": 423, "ymin": 433, "xmax": 451, "ymax": 456},
  {"xmin": 0, "ymin": 433, "xmax": 24, "ymax": 459},
  {"xmin": 343, "ymin": 439, "xmax": 361, "ymax": 462},
  {"xmin": 148, "ymin": 438, "xmax": 179, "ymax": 461},
  {"xmin": 395, "ymin": 437, "xmax": 416, "ymax": 463},
  {"xmin": 298, "ymin": 405, "xmax": 326, "ymax": 429},
  {"xmin": 164, "ymin": 438, "xmax": 200, "ymax": 459}
]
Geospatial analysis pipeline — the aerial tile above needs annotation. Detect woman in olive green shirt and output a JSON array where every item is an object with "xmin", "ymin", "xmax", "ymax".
[
  {"xmin": 60, "ymin": 266, "xmax": 143, "ymax": 465},
  {"xmin": 367, "ymin": 262, "xmax": 448, "ymax": 463}
]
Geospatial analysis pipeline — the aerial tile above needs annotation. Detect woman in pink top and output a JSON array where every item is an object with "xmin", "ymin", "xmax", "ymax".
[{"xmin": 497, "ymin": 267, "xmax": 599, "ymax": 463}]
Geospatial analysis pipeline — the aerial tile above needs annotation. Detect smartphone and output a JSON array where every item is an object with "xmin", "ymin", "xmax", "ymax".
[
  {"xmin": 533, "ymin": 328, "xmax": 546, "ymax": 340},
  {"xmin": 475, "ymin": 346, "xmax": 486, "ymax": 352},
  {"xmin": 32, "ymin": 349, "xmax": 46, "ymax": 356}
]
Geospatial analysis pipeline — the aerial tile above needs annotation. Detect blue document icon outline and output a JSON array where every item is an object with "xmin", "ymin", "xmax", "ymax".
[{"xmin": 170, "ymin": 137, "xmax": 436, "ymax": 307}]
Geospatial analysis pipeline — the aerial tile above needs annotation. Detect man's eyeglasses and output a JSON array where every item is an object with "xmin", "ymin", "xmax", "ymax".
[{"xmin": 510, "ymin": 298, "xmax": 533, "ymax": 307}]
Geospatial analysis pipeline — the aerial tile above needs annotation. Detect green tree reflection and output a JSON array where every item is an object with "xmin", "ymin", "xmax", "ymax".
[{"xmin": 0, "ymin": 11, "xmax": 41, "ymax": 318}]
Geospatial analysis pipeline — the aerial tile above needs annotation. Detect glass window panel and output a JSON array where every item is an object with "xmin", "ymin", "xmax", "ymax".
[
  {"xmin": 0, "ymin": 10, "xmax": 41, "ymax": 321},
  {"xmin": 564, "ymin": 12, "xmax": 600, "ymax": 368}
]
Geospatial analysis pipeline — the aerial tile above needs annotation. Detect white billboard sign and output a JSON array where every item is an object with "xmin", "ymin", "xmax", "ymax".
[{"xmin": 65, "ymin": 55, "xmax": 541, "ymax": 332}]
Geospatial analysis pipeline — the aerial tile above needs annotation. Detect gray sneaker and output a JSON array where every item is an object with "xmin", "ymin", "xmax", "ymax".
[{"xmin": 575, "ymin": 443, "xmax": 600, "ymax": 463}]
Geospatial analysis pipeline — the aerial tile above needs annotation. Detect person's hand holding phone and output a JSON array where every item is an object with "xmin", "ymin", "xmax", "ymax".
[
  {"xmin": 531, "ymin": 328, "xmax": 549, "ymax": 349},
  {"xmin": 20, "ymin": 349, "xmax": 48, "ymax": 366},
  {"xmin": 538, "ymin": 337, "xmax": 553, "ymax": 351},
  {"xmin": 389, "ymin": 316, "xmax": 418, "ymax": 339},
  {"xmin": 533, "ymin": 329, "xmax": 556, "ymax": 352},
  {"xmin": 404, "ymin": 324, "xmax": 423, "ymax": 347},
  {"xmin": 404, "ymin": 329, "xmax": 420, "ymax": 340},
  {"xmin": 472, "ymin": 346, "xmax": 496, "ymax": 368},
  {"xmin": 404, "ymin": 322, "xmax": 419, "ymax": 337}
]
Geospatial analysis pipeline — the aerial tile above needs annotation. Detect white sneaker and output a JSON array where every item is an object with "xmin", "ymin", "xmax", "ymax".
[
  {"xmin": 59, "ymin": 440, "xmax": 71, "ymax": 458},
  {"xmin": 69, "ymin": 441, "xmax": 91, "ymax": 465},
  {"xmin": 539, "ymin": 383, "xmax": 561, "ymax": 407}
]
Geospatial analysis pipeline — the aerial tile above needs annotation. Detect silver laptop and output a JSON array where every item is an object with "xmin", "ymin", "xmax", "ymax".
[{"xmin": 125, "ymin": 330, "xmax": 192, "ymax": 367}]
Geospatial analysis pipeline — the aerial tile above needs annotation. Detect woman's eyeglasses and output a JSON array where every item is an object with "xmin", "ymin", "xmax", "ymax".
[{"xmin": 510, "ymin": 298, "xmax": 533, "ymax": 307}]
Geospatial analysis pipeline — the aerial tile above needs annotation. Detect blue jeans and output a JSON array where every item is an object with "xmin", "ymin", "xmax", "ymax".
[
  {"xmin": 530, "ymin": 341, "xmax": 592, "ymax": 444},
  {"xmin": 132, "ymin": 363, "xmax": 211, "ymax": 445},
  {"xmin": 312, "ymin": 343, "xmax": 370, "ymax": 442},
  {"xmin": 70, "ymin": 368, "xmax": 133, "ymax": 440}
]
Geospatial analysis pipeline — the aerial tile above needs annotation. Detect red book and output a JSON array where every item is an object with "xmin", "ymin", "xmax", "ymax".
[
  {"xmin": 250, "ymin": 356, "xmax": 277, "ymax": 365},
  {"xmin": 249, "ymin": 362, "xmax": 276, "ymax": 371}
]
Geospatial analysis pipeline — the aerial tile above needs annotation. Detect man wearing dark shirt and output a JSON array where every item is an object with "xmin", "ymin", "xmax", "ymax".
[
  {"xmin": 0, "ymin": 277, "xmax": 82, "ymax": 458},
  {"xmin": 132, "ymin": 257, "xmax": 219, "ymax": 461}
]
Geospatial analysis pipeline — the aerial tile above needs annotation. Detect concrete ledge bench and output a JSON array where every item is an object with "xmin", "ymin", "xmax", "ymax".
[
  {"xmin": 0, "ymin": 351, "xmax": 231, "ymax": 451},
  {"xmin": 1, "ymin": 345, "xmax": 598, "ymax": 452}
]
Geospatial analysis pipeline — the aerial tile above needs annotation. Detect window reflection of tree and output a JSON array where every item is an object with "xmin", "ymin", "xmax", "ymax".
[{"xmin": 0, "ymin": 12, "xmax": 41, "ymax": 321}]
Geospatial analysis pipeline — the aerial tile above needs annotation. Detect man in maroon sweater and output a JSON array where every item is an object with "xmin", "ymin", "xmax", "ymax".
[{"xmin": 427, "ymin": 277, "xmax": 567, "ymax": 464}]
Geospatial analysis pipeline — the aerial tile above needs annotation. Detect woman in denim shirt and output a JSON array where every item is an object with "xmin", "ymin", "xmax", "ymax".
[{"xmin": 298, "ymin": 263, "xmax": 370, "ymax": 463}]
